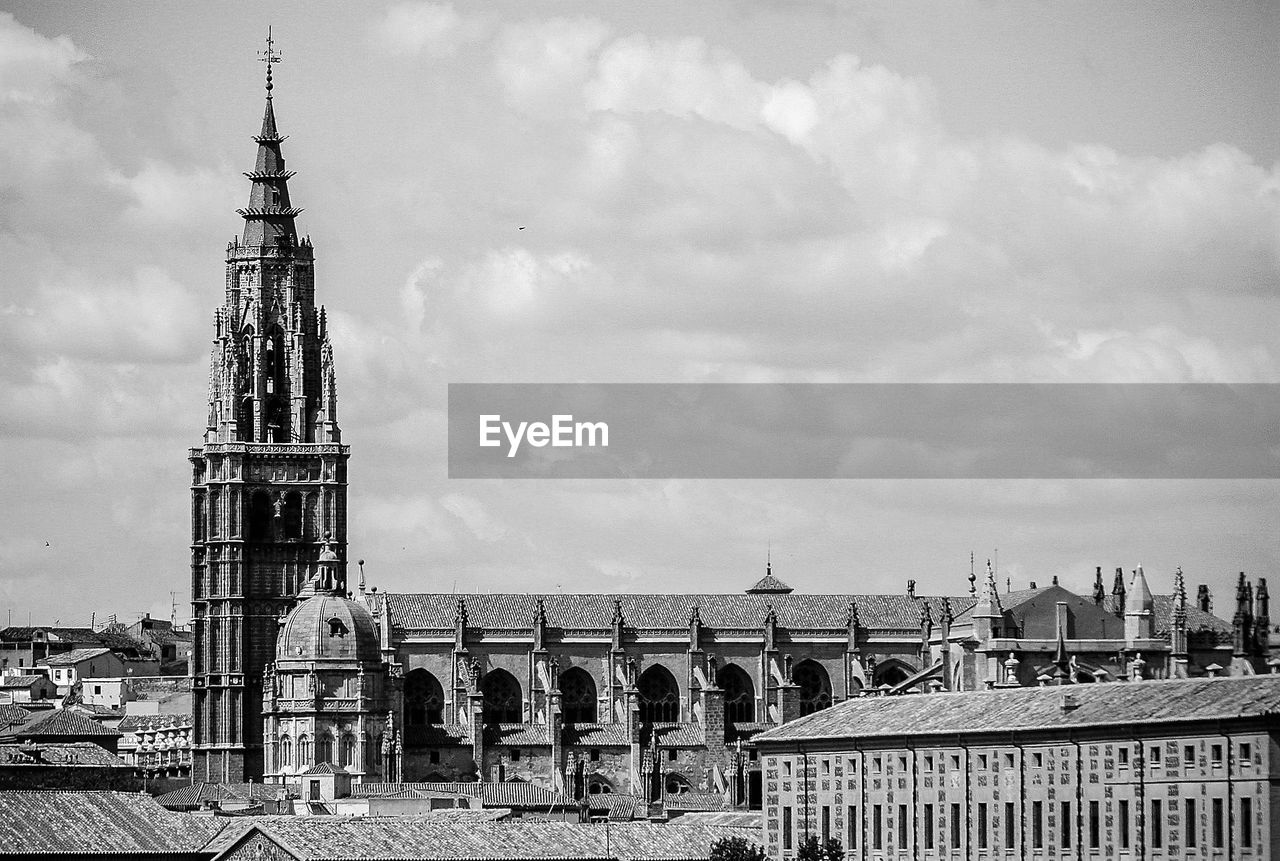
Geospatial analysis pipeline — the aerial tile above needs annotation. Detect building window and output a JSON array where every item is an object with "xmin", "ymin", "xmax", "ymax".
[
  {"xmin": 667, "ymin": 748, "xmax": 676, "ymax": 762},
  {"xmin": 821, "ymin": 806, "xmax": 831, "ymax": 843},
  {"xmin": 847, "ymin": 756, "xmax": 857, "ymax": 773},
  {"xmin": 559, "ymin": 667, "xmax": 598, "ymax": 724},
  {"xmin": 482, "ymin": 669, "xmax": 524, "ymax": 724},
  {"xmin": 1239, "ymin": 742, "xmax": 1252, "ymax": 764},
  {"xmin": 1005, "ymin": 801, "xmax": 1015, "ymax": 847},
  {"xmin": 1032, "ymin": 751, "xmax": 1043, "ymax": 768},
  {"xmin": 1211, "ymin": 797, "xmax": 1224, "ymax": 848},
  {"xmin": 1118, "ymin": 747, "xmax": 1129, "ymax": 767},
  {"xmin": 897, "ymin": 804, "xmax": 908, "ymax": 847},
  {"xmin": 1185, "ymin": 799, "xmax": 1196, "ymax": 848},
  {"xmin": 821, "ymin": 758, "xmax": 830, "ymax": 776},
  {"xmin": 1150, "ymin": 799, "xmax": 1162, "ymax": 848},
  {"xmin": 1210, "ymin": 744, "xmax": 1223, "ymax": 767},
  {"xmin": 924, "ymin": 754, "xmax": 934, "ymax": 772},
  {"xmin": 717, "ymin": 664, "xmax": 755, "ymax": 724},
  {"xmin": 872, "ymin": 805, "xmax": 882, "ymax": 850},
  {"xmin": 897, "ymin": 755, "xmax": 907, "ymax": 772},
  {"xmin": 1240, "ymin": 797, "xmax": 1253, "ymax": 848},
  {"xmin": 1088, "ymin": 801, "xmax": 1100, "ymax": 849},
  {"xmin": 950, "ymin": 754, "xmax": 960, "ymax": 770},
  {"xmin": 1003, "ymin": 752, "xmax": 1014, "ymax": 770},
  {"xmin": 1183, "ymin": 744, "xmax": 1195, "ymax": 766},
  {"xmin": 404, "ymin": 669, "xmax": 445, "ymax": 726},
  {"xmin": 924, "ymin": 805, "xmax": 934, "ymax": 850},
  {"xmin": 1060, "ymin": 802, "xmax": 1071, "ymax": 848},
  {"xmin": 511, "ymin": 748, "xmax": 521, "ymax": 761},
  {"xmin": 1032, "ymin": 800, "xmax": 1043, "ymax": 849},
  {"xmin": 950, "ymin": 804, "xmax": 962, "ymax": 849},
  {"xmin": 783, "ymin": 760, "xmax": 792, "ymax": 777},
  {"xmin": 429, "ymin": 750, "xmax": 440, "ymax": 764},
  {"xmin": 794, "ymin": 660, "xmax": 832, "ymax": 716},
  {"xmin": 590, "ymin": 748, "xmax": 600, "ymax": 762},
  {"xmin": 1149, "ymin": 745, "xmax": 1161, "ymax": 767},
  {"xmin": 978, "ymin": 803, "xmax": 988, "ymax": 849},
  {"xmin": 1118, "ymin": 800, "xmax": 1129, "ymax": 849},
  {"xmin": 847, "ymin": 805, "xmax": 858, "ymax": 849},
  {"xmin": 872, "ymin": 756, "xmax": 882, "ymax": 774},
  {"xmin": 978, "ymin": 753, "xmax": 988, "ymax": 770},
  {"xmin": 783, "ymin": 807, "xmax": 793, "ymax": 851}
]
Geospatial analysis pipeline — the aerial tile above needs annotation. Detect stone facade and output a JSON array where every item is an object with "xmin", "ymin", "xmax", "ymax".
[
  {"xmin": 190, "ymin": 55, "xmax": 349, "ymax": 783},
  {"xmin": 754, "ymin": 676, "xmax": 1278, "ymax": 860}
]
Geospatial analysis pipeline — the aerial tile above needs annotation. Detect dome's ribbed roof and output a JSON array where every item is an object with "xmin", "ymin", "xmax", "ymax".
[{"xmin": 277, "ymin": 590, "xmax": 380, "ymax": 664}]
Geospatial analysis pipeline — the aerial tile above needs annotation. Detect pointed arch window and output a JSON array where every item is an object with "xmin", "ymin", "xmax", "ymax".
[
  {"xmin": 794, "ymin": 660, "xmax": 832, "ymax": 716},
  {"xmin": 316, "ymin": 733, "xmax": 334, "ymax": 765},
  {"xmin": 404, "ymin": 669, "xmax": 445, "ymax": 728},
  {"xmin": 482, "ymin": 669, "xmax": 523, "ymax": 724},
  {"xmin": 638, "ymin": 665, "xmax": 680, "ymax": 724},
  {"xmin": 279, "ymin": 735, "xmax": 292, "ymax": 769},
  {"xmin": 298, "ymin": 734, "xmax": 311, "ymax": 766},
  {"xmin": 341, "ymin": 733, "xmax": 356, "ymax": 768},
  {"xmin": 559, "ymin": 667, "xmax": 597, "ymax": 724},
  {"xmin": 717, "ymin": 664, "xmax": 755, "ymax": 724}
]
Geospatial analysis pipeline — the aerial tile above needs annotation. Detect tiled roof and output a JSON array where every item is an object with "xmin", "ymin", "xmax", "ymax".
[
  {"xmin": 652, "ymin": 722, "xmax": 705, "ymax": 747},
  {"xmin": 670, "ymin": 811, "xmax": 763, "ymax": 828},
  {"xmin": 587, "ymin": 793, "xmax": 644, "ymax": 820},
  {"xmin": 118, "ymin": 712, "xmax": 191, "ymax": 733},
  {"xmin": 0, "ymin": 742, "xmax": 129, "ymax": 768},
  {"xmin": 40, "ymin": 646, "xmax": 112, "ymax": 667},
  {"xmin": 0, "ymin": 706, "xmax": 30, "ymax": 731},
  {"xmin": 418, "ymin": 723, "xmax": 470, "ymax": 745},
  {"xmin": 5, "ymin": 708, "xmax": 122, "ymax": 738},
  {"xmin": 485, "ymin": 723, "xmax": 551, "ymax": 746},
  {"xmin": 353, "ymin": 781, "xmax": 574, "ymax": 809},
  {"xmin": 305, "ymin": 762, "xmax": 348, "ymax": 774},
  {"xmin": 565, "ymin": 723, "xmax": 630, "ymax": 747},
  {"xmin": 746, "ymin": 572, "xmax": 793, "ymax": 594},
  {"xmin": 206, "ymin": 818, "xmax": 758, "ymax": 861},
  {"xmin": 755, "ymin": 676, "xmax": 1280, "ymax": 744},
  {"xmin": 0, "ymin": 790, "xmax": 224, "ymax": 853},
  {"xmin": 156, "ymin": 781, "xmax": 287, "ymax": 808},
  {"xmin": 0, "ymin": 675, "xmax": 46, "ymax": 688},
  {"xmin": 662, "ymin": 791, "xmax": 727, "ymax": 812},
  {"xmin": 387, "ymin": 592, "xmax": 971, "ymax": 633}
]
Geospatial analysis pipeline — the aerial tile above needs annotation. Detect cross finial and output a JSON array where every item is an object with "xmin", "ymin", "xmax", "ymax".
[{"xmin": 259, "ymin": 27, "xmax": 282, "ymax": 96}]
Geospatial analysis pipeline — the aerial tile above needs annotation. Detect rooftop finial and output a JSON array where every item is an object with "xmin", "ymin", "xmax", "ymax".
[{"xmin": 260, "ymin": 26, "xmax": 281, "ymax": 97}]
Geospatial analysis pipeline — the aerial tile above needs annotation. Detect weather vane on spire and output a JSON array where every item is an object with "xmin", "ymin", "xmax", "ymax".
[{"xmin": 259, "ymin": 26, "xmax": 281, "ymax": 96}]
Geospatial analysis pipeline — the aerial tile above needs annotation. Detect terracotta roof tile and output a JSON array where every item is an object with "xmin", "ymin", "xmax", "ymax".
[
  {"xmin": 0, "ymin": 742, "xmax": 128, "ymax": 768},
  {"xmin": 755, "ymin": 675, "xmax": 1280, "ymax": 744},
  {"xmin": 387, "ymin": 592, "xmax": 973, "ymax": 633},
  {"xmin": 0, "ymin": 790, "xmax": 224, "ymax": 853},
  {"xmin": 207, "ymin": 818, "xmax": 758, "ymax": 861},
  {"xmin": 4, "ymin": 708, "xmax": 122, "ymax": 738},
  {"xmin": 40, "ymin": 646, "xmax": 114, "ymax": 667},
  {"xmin": 485, "ymin": 723, "xmax": 551, "ymax": 746},
  {"xmin": 652, "ymin": 722, "xmax": 705, "ymax": 747},
  {"xmin": 565, "ymin": 723, "xmax": 630, "ymax": 747}
]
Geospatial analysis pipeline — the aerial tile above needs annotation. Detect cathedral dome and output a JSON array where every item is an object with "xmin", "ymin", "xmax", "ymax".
[{"xmin": 277, "ymin": 589, "xmax": 381, "ymax": 665}]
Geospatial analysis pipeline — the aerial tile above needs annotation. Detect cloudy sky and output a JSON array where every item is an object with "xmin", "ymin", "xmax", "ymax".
[{"xmin": 1, "ymin": 2, "xmax": 1277, "ymax": 627}]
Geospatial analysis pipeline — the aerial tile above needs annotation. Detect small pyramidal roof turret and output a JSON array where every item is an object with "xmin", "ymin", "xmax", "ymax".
[
  {"xmin": 747, "ymin": 560, "xmax": 793, "ymax": 594},
  {"xmin": 236, "ymin": 28, "xmax": 303, "ymax": 247},
  {"xmin": 1125, "ymin": 563, "xmax": 1154, "ymax": 615}
]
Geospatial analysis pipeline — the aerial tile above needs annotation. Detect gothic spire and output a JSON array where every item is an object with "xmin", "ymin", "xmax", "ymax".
[{"xmin": 237, "ymin": 29, "xmax": 302, "ymax": 247}]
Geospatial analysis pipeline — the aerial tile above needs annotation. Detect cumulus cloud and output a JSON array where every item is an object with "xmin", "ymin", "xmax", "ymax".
[{"xmin": 373, "ymin": 2, "xmax": 488, "ymax": 57}]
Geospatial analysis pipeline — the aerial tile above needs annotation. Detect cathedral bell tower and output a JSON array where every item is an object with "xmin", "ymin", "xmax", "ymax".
[{"xmin": 190, "ymin": 32, "xmax": 350, "ymax": 783}]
